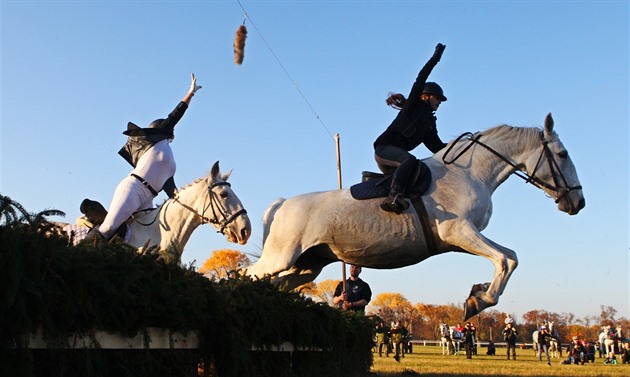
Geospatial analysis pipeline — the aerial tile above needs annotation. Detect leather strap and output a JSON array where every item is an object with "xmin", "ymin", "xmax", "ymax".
[
  {"xmin": 410, "ymin": 194, "xmax": 439, "ymax": 255},
  {"xmin": 131, "ymin": 174, "xmax": 158, "ymax": 196}
]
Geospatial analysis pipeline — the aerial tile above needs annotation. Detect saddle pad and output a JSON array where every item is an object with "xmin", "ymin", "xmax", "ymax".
[
  {"xmin": 63, "ymin": 224, "xmax": 132, "ymax": 245},
  {"xmin": 350, "ymin": 161, "xmax": 433, "ymax": 200},
  {"xmin": 350, "ymin": 176, "xmax": 392, "ymax": 200}
]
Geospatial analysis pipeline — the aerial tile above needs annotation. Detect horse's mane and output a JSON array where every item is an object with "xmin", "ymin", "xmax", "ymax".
[{"xmin": 477, "ymin": 125, "xmax": 542, "ymax": 146}]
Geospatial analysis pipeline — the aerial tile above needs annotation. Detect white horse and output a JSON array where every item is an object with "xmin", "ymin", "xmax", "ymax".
[
  {"xmin": 439, "ymin": 323, "xmax": 457, "ymax": 355},
  {"xmin": 60, "ymin": 161, "xmax": 251, "ymax": 262},
  {"xmin": 450, "ymin": 326, "xmax": 463, "ymax": 355},
  {"xmin": 602, "ymin": 325, "xmax": 617, "ymax": 357},
  {"xmin": 547, "ymin": 322, "xmax": 562, "ymax": 358},
  {"xmin": 246, "ymin": 114, "xmax": 585, "ymax": 319}
]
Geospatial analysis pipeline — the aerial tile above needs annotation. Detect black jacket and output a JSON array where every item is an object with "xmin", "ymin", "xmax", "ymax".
[
  {"xmin": 333, "ymin": 278, "xmax": 372, "ymax": 312},
  {"xmin": 374, "ymin": 57, "xmax": 446, "ymax": 153}
]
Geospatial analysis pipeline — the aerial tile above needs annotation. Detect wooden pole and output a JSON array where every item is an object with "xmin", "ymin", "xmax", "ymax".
[{"xmin": 335, "ymin": 133, "xmax": 347, "ymax": 295}]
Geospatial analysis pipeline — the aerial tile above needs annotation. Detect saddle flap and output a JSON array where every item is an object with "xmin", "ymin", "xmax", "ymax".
[{"xmin": 351, "ymin": 160, "xmax": 432, "ymax": 200}]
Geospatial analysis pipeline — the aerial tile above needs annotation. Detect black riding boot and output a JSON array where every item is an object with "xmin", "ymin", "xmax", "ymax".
[{"xmin": 380, "ymin": 179, "xmax": 409, "ymax": 214}]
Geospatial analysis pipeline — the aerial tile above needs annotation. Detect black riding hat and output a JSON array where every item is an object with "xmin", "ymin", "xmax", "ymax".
[{"xmin": 423, "ymin": 82, "xmax": 447, "ymax": 101}]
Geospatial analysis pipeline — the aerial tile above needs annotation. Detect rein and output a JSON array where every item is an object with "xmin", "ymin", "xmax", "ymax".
[
  {"xmin": 442, "ymin": 131, "xmax": 582, "ymax": 203},
  {"xmin": 134, "ymin": 181, "xmax": 246, "ymax": 235}
]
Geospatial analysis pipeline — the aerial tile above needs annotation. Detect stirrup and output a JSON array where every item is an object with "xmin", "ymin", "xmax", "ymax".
[{"xmin": 380, "ymin": 194, "xmax": 409, "ymax": 214}]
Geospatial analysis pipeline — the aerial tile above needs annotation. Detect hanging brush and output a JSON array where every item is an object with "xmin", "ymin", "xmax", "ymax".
[{"xmin": 234, "ymin": 21, "xmax": 247, "ymax": 65}]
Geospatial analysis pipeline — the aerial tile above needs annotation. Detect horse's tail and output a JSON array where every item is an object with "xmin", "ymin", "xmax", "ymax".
[{"xmin": 262, "ymin": 198, "xmax": 286, "ymax": 246}]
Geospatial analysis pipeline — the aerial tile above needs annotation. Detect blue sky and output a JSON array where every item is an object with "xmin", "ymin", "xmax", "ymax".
[{"xmin": 2, "ymin": 1, "xmax": 628, "ymax": 321}]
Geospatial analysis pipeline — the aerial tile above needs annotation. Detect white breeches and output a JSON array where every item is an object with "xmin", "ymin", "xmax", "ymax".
[{"xmin": 99, "ymin": 175, "xmax": 154, "ymax": 239}]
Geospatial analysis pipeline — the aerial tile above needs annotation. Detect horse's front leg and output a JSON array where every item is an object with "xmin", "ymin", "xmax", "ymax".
[{"xmin": 441, "ymin": 222, "xmax": 518, "ymax": 319}]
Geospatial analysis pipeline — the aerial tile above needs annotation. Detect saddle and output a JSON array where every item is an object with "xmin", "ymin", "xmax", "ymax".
[{"xmin": 350, "ymin": 159, "xmax": 432, "ymax": 200}]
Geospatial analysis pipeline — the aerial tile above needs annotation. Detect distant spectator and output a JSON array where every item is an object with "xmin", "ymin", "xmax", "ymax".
[
  {"xmin": 504, "ymin": 313, "xmax": 514, "ymax": 325},
  {"xmin": 486, "ymin": 340, "xmax": 496, "ymax": 356},
  {"xmin": 502, "ymin": 322, "xmax": 518, "ymax": 360},
  {"xmin": 564, "ymin": 336, "xmax": 585, "ymax": 365},
  {"xmin": 462, "ymin": 322, "xmax": 476, "ymax": 359},
  {"xmin": 621, "ymin": 343, "xmax": 630, "ymax": 364},
  {"xmin": 455, "ymin": 322, "xmax": 464, "ymax": 333},
  {"xmin": 391, "ymin": 320, "xmax": 408, "ymax": 362},
  {"xmin": 375, "ymin": 321, "xmax": 390, "ymax": 358},
  {"xmin": 537, "ymin": 326, "xmax": 553, "ymax": 366}
]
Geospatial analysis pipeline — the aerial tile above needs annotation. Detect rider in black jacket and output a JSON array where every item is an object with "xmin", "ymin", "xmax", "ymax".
[{"xmin": 374, "ymin": 43, "xmax": 448, "ymax": 214}]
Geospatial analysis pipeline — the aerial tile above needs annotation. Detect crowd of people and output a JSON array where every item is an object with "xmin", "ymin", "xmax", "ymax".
[
  {"xmin": 375, "ymin": 320, "xmax": 411, "ymax": 362},
  {"xmin": 371, "ymin": 312, "xmax": 630, "ymax": 366}
]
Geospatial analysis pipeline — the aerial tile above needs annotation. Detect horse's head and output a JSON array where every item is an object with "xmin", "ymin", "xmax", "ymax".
[
  {"xmin": 192, "ymin": 161, "xmax": 251, "ymax": 245},
  {"xmin": 526, "ymin": 113, "xmax": 585, "ymax": 215}
]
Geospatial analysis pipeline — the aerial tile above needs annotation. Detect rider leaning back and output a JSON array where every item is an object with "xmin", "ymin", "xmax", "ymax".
[
  {"xmin": 86, "ymin": 74, "xmax": 202, "ymax": 240},
  {"xmin": 373, "ymin": 43, "xmax": 448, "ymax": 214}
]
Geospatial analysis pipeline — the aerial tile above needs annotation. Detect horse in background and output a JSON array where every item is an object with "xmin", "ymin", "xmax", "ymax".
[
  {"xmin": 548, "ymin": 322, "xmax": 562, "ymax": 358},
  {"xmin": 439, "ymin": 323, "xmax": 456, "ymax": 355},
  {"xmin": 602, "ymin": 325, "xmax": 616, "ymax": 357},
  {"xmin": 450, "ymin": 326, "xmax": 463, "ymax": 355},
  {"xmin": 532, "ymin": 321, "xmax": 560, "ymax": 357},
  {"xmin": 439, "ymin": 323, "xmax": 462, "ymax": 355}
]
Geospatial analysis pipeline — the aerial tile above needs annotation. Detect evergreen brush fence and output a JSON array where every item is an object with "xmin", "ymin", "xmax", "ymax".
[{"xmin": 0, "ymin": 195, "xmax": 374, "ymax": 377}]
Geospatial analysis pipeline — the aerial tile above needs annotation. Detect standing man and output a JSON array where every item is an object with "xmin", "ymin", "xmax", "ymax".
[
  {"xmin": 502, "ymin": 322, "xmax": 518, "ymax": 360},
  {"xmin": 462, "ymin": 322, "xmax": 476, "ymax": 359},
  {"xmin": 538, "ymin": 326, "xmax": 553, "ymax": 366},
  {"xmin": 375, "ymin": 321, "xmax": 390, "ymax": 358},
  {"xmin": 333, "ymin": 265, "xmax": 372, "ymax": 312},
  {"xmin": 390, "ymin": 320, "xmax": 408, "ymax": 362}
]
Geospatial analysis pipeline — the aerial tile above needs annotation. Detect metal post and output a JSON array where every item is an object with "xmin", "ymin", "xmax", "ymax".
[{"xmin": 335, "ymin": 133, "xmax": 347, "ymax": 294}]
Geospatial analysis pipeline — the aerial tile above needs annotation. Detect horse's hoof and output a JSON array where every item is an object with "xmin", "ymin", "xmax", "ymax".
[{"xmin": 464, "ymin": 297, "xmax": 479, "ymax": 320}]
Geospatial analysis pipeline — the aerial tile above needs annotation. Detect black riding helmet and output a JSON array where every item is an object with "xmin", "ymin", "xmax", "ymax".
[{"xmin": 423, "ymin": 82, "xmax": 447, "ymax": 101}]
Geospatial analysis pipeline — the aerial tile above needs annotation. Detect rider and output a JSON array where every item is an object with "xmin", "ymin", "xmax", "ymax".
[
  {"xmin": 84, "ymin": 74, "xmax": 202, "ymax": 240},
  {"xmin": 373, "ymin": 43, "xmax": 448, "ymax": 214}
]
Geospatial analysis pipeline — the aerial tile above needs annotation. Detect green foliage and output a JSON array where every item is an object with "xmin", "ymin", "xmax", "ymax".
[{"xmin": 0, "ymin": 197, "xmax": 373, "ymax": 376}]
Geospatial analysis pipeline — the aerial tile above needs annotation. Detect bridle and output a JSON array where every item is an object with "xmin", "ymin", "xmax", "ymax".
[
  {"xmin": 173, "ymin": 181, "xmax": 247, "ymax": 235},
  {"xmin": 443, "ymin": 131, "xmax": 582, "ymax": 204}
]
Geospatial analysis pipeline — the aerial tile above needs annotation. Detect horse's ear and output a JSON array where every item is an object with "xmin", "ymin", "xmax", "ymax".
[
  {"xmin": 210, "ymin": 161, "xmax": 220, "ymax": 180},
  {"xmin": 544, "ymin": 113, "xmax": 554, "ymax": 135},
  {"xmin": 222, "ymin": 169, "xmax": 233, "ymax": 182}
]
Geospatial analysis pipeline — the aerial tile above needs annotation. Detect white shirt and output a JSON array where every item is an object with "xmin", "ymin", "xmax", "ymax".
[{"xmin": 132, "ymin": 139, "xmax": 176, "ymax": 192}]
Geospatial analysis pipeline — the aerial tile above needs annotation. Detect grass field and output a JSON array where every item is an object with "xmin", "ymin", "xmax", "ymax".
[{"xmin": 369, "ymin": 345, "xmax": 627, "ymax": 376}]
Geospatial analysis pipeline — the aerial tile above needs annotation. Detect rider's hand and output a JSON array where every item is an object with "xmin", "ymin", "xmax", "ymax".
[
  {"xmin": 189, "ymin": 73, "xmax": 202, "ymax": 95},
  {"xmin": 433, "ymin": 43, "xmax": 446, "ymax": 61}
]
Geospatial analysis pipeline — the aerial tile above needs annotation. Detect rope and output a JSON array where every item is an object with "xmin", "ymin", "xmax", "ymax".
[{"xmin": 235, "ymin": 0, "xmax": 335, "ymax": 140}]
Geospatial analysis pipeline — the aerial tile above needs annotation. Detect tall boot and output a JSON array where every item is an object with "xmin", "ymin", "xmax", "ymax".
[{"xmin": 380, "ymin": 179, "xmax": 409, "ymax": 214}]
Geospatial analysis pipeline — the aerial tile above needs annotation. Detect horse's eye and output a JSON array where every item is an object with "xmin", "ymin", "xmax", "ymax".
[
  {"xmin": 220, "ymin": 192, "xmax": 229, "ymax": 199},
  {"xmin": 558, "ymin": 151, "xmax": 568, "ymax": 159}
]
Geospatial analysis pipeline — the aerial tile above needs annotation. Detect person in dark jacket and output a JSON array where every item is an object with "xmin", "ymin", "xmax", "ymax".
[
  {"xmin": 373, "ymin": 43, "xmax": 448, "ymax": 214},
  {"xmin": 85, "ymin": 74, "xmax": 201, "ymax": 240},
  {"xmin": 332, "ymin": 265, "xmax": 372, "ymax": 313},
  {"xmin": 462, "ymin": 322, "xmax": 476, "ymax": 359},
  {"xmin": 538, "ymin": 326, "xmax": 553, "ymax": 365},
  {"xmin": 502, "ymin": 322, "xmax": 518, "ymax": 360}
]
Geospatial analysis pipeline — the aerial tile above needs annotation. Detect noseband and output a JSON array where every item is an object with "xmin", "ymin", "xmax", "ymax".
[
  {"xmin": 443, "ymin": 131, "xmax": 582, "ymax": 204},
  {"xmin": 202, "ymin": 181, "xmax": 248, "ymax": 234},
  {"xmin": 174, "ymin": 181, "xmax": 247, "ymax": 235}
]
